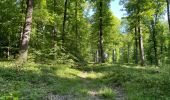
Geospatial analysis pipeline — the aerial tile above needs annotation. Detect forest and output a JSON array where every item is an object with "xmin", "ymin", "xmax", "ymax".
[{"xmin": 0, "ymin": 0, "xmax": 170, "ymax": 99}]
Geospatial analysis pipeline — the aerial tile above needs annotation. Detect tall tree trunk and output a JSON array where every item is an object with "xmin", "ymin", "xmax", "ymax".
[
  {"xmin": 151, "ymin": 20, "xmax": 158, "ymax": 65},
  {"xmin": 138, "ymin": 20, "xmax": 145, "ymax": 66},
  {"xmin": 166, "ymin": 0, "xmax": 170, "ymax": 32},
  {"xmin": 75, "ymin": 0, "xmax": 78, "ymax": 48},
  {"xmin": 96, "ymin": 50, "xmax": 99, "ymax": 63},
  {"xmin": 20, "ymin": 0, "xmax": 25, "ymax": 47},
  {"xmin": 62, "ymin": 0, "xmax": 68, "ymax": 45},
  {"xmin": 98, "ymin": 0, "xmax": 105, "ymax": 63},
  {"xmin": 137, "ymin": 0, "xmax": 145, "ymax": 66},
  {"xmin": 51, "ymin": 0, "xmax": 57, "ymax": 60},
  {"xmin": 112, "ymin": 49, "xmax": 115, "ymax": 63},
  {"xmin": 166, "ymin": 0, "xmax": 170, "ymax": 63},
  {"xmin": 134, "ymin": 27, "xmax": 138, "ymax": 64},
  {"xmin": 19, "ymin": 0, "xmax": 33, "ymax": 63}
]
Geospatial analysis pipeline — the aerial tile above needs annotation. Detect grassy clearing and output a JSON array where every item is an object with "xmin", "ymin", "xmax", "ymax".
[{"xmin": 0, "ymin": 61, "xmax": 170, "ymax": 99}]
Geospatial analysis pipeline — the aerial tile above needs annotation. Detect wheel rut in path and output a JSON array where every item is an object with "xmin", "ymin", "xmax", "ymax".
[{"xmin": 112, "ymin": 83, "xmax": 126, "ymax": 100}]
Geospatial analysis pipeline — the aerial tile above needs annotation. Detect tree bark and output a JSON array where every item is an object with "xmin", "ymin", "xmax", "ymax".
[
  {"xmin": 112, "ymin": 49, "xmax": 116, "ymax": 63},
  {"xmin": 151, "ymin": 20, "xmax": 158, "ymax": 65},
  {"xmin": 75, "ymin": 0, "xmax": 78, "ymax": 48},
  {"xmin": 98, "ymin": 0, "xmax": 105, "ymax": 63},
  {"xmin": 137, "ymin": 0, "xmax": 145, "ymax": 66},
  {"xmin": 134, "ymin": 27, "xmax": 138, "ymax": 64},
  {"xmin": 62, "ymin": 0, "xmax": 68, "ymax": 45},
  {"xmin": 96, "ymin": 50, "xmax": 99, "ymax": 63},
  {"xmin": 127, "ymin": 43, "xmax": 130, "ymax": 63},
  {"xmin": 166, "ymin": 0, "xmax": 170, "ymax": 32},
  {"xmin": 19, "ymin": 0, "xmax": 33, "ymax": 63},
  {"xmin": 138, "ymin": 20, "xmax": 145, "ymax": 66}
]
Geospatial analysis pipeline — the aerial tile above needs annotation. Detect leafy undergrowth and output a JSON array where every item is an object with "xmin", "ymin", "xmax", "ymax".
[
  {"xmin": 0, "ymin": 61, "xmax": 116, "ymax": 100},
  {"xmin": 0, "ymin": 61, "xmax": 170, "ymax": 99}
]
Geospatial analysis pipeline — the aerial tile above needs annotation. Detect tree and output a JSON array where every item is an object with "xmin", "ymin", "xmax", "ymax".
[
  {"xmin": 19, "ymin": 0, "xmax": 33, "ymax": 63},
  {"xmin": 98, "ymin": 0, "xmax": 105, "ymax": 63},
  {"xmin": 62, "ymin": 0, "xmax": 68, "ymax": 45},
  {"xmin": 166, "ymin": 0, "xmax": 170, "ymax": 32}
]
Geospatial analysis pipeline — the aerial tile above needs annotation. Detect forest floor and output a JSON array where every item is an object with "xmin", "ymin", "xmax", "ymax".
[{"xmin": 0, "ymin": 61, "xmax": 170, "ymax": 99}]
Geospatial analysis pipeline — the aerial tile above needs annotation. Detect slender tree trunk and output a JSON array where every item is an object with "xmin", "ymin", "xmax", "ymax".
[
  {"xmin": 160, "ymin": 42, "xmax": 164, "ymax": 65},
  {"xmin": 166, "ymin": 0, "xmax": 170, "ymax": 63},
  {"xmin": 127, "ymin": 43, "xmax": 130, "ymax": 63},
  {"xmin": 96, "ymin": 50, "xmax": 99, "ymax": 63},
  {"xmin": 62, "ymin": 0, "xmax": 68, "ymax": 45},
  {"xmin": 7, "ymin": 35, "xmax": 10, "ymax": 60},
  {"xmin": 151, "ymin": 20, "xmax": 158, "ymax": 66},
  {"xmin": 134, "ymin": 27, "xmax": 138, "ymax": 64},
  {"xmin": 75, "ymin": 0, "xmax": 78, "ymax": 48},
  {"xmin": 51, "ymin": 0, "xmax": 57, "ymax": 59},
  {"xmin": 52, "ymin": 0, "xmax": 57, "ymax": 48},
  {"xmin": 20, "ymin": 0, "xmax": 25, "ymax": 47},
  {"xmin": 138, "ymin": 20, "xmax": 145, "ymax": 66},
  {"xmin": 166, "ymin": 0, "xmax": 170, "ymax": 32},
  {"xmin": 52, "ymin": 27, "xmax": 57, "ymax": 48},
  {"xmin": 19, "ymin": 0, "xmax": 33, "ymax": 63},
  {"xmin": 137, "ymin": 0, "xmax": 145, "ymax": 66},
  {"xmin": 98, "ymin": 0, "xmax": 105, "ymax": 63},
  {"xmin": 112, "ymin": 49, "xmax": 115, "ymax": 63}
]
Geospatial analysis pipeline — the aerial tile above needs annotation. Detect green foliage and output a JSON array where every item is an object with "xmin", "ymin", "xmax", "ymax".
[{"xmin": 99, "ymin": 87, "xmax": 116, "ymax": 99}]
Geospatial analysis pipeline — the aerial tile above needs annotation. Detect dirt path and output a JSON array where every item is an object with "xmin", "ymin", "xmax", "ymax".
[
  {"xmin": 113, "ymin": 83, "xmax": 126, "ymax": 100},
  {"xmin": 47, "ymin": 71, "xmax": 126, "ymax": 100}
]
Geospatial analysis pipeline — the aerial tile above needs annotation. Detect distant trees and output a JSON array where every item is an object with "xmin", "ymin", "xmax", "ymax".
[
  {"xmin": 121, "ymin": 0, "xmax": 167, "ymax": 66},
  {"xmin": 0, "ymin": 0, "xmax": 169, "ymax": 66}
]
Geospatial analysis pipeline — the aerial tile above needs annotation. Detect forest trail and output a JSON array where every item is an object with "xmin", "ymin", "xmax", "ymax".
[
  {"xmin": 113, "ymin": 83, "xmax": 126, "ymax": 100},
  {"xmin": 79, "ymin": 71, "xmax": 126, "ymax": 100},
  {"xmin": 85, "ymin": 72, "xmax": 126, "ymax": 100},
  {"xmin": 49, "ymin": 71, "xmax": 126, "ymax": 100}
]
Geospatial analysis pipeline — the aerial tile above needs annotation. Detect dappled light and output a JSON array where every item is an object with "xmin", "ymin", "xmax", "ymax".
[{"xmin": 0, "ymin": 0, "xmax": 170, "ymax": 99}]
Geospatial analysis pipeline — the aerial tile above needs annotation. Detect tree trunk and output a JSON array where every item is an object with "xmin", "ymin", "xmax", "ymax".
[
  {"xmin": 127, "ymin": 43, "xmax": 130, "ymax": 63},
  {"xmin": 134, "ymin": 27, "xmax": 138, "ymax": 64},
  {"xmin": 138, "ymin": 20, "xmax": 145, "ymax": 66},
  {"xmin": 151, "ymin": 20, "xmax": 158, "ymax": 66},
  {"xmin": 19, "ymin": 0, "xmax": 33, "ymax": 63},
  {"xmin": 62, "ymin": 0, "xmax": 68, "ymax": 45},
  {"xmin": 75, "ymin": 0, "xmax": 78, "ymax": 48},
  {"xmin": 160, "ymin": 42, "xmax": 164, "ymax": 65},
  {"xmin": 20, "ymin": 0, "xmax": 25, "ymax": 47},
  {"xmin": 96, "ymin": 50, "xmax": 99, "ymax": 63},
  {"xmin": 7, "ymin": 35, "xmax": 10, "ymax": 60},
  {"xmin": 98, "ymin": 0, "xmax": 105, "ymax": 63},
  {"xmin": 166, "ymin": 0, "xmax": 170, "ymax": 32},
  {"xmin": 112, "ymin": 49, "xmax": 116, "ymax": 63},
  {"xmin": 51, "ymin": 0, "xmax": 57, "ymax": 60},
  {"xmin": 52, "ymin": 0, "xmax": 57, "ymax": 48}
]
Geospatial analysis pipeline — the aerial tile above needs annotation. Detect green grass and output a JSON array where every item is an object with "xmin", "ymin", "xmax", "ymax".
[
  {"xmin": 84, "ymin": 64, "xmax": 170, "ymax": 99},
  {"xmin": 0, "ymin": 61, "xmax": 170, "ymax": 99},
  {"xmin": 0, "ymin": 61, "xmax": 115, "ymax": 99}
]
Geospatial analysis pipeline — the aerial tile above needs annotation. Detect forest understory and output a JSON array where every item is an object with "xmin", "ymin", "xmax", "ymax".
[{"xmin": 0, "ymin": 61, "xmax": 170, "ymax": 99}]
